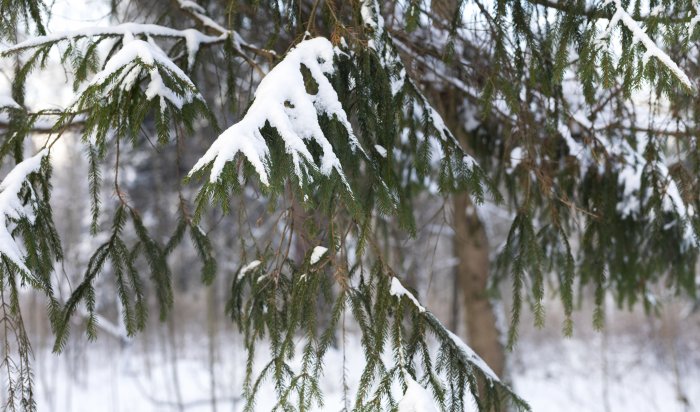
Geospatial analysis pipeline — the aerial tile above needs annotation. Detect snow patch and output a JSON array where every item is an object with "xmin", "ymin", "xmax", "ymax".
[
  {"xmin": 238, "ymin": 260, "xmax": 261, "ymax": 278},
  {"xmin": 390, "ymin": 277, "xmax": 425, "ymax": 313},
  {"xmin": 0, "ymin": 150, "xmax": 48, "ymax": 274},
  {"xmin": 0, "ymin": 96, "xmax": 20, "ymax": 109},
  {"xmin": 397, "ymin": 376, "xmax": 438, "ymax": 412},
  {"xmin": 310, "ymin": 246, "xmax": 327, "ymax": 265},
  {"xmin": 445, "ymin": 329, "xmax": 501, "ymax": 383},
  {"xmin": 374, "ymin": 145, "xmax": 387, "ymax": 158}
]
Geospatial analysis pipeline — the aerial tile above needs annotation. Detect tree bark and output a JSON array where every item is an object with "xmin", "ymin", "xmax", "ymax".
[
  {"xmin": 429, "ymin": 0, "xmax": 507, "ymax": 389},
  {"xmin": 452, "ymin": 193, "xmax": 505, "ymax": 379}
]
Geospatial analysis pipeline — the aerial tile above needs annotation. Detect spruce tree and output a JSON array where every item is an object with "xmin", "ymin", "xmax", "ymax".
[{"xmin": 0, "ymin": 0, "xmax": 699, "ymax": 411}]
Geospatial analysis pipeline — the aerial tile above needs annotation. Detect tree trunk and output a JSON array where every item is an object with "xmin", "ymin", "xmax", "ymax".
[
  {"xmin": 452, "ymin": 193, "xmax": 505, "ymax": 380},
  {"xmin": 429, "ymin": 0, "xmax": 507, "ymax": 388}
]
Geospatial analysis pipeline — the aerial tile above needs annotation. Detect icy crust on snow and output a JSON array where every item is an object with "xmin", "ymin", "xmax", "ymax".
[
  {"xmin": 0, "ymin": 150, "xmax": 47, "ymax": 274},
  {"xmin": 390, "ymin": 277, "xmax": 425, "ymax": 313},
  {"xmin": 601, "ymin": 0, "xmax": 693, "ymax": 89},
  {"xmin": 397, "ymin": 376, "xmax": 438, "ymax": 412},
  {"xmin": 190, "ymin": 37, "xmax": 361, "ymax": 188},
  {"xmin": 309, "ymin": 246, "xmax": 327, "ymax": 265},
  {"xmin": 84, "ymin": 33, "xmax": 202, "ymax": 110}
]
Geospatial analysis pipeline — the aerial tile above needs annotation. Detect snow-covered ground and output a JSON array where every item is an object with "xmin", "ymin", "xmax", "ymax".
[
  {"xmin": 514, "ymin": 339, "xmax": 700, "ymax": 412},
  {"xmin": 26, "ymin": 315, "xmax": 700, "ymax": 412}
]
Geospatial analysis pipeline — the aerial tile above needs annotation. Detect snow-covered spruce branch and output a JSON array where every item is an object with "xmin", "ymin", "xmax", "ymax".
[
  {"xmin": 84, "ymin": 33, "xmax": 202, "ymax": 110},
  {"xmin": 601, "ymin": 0, "xmax": 693, "ymax": 90},
  {"xmin": 2, "ymin": 23, "xmax": 223, "ymax": 72},
  {"xmin": 0, "ymin": 150, "xmax": 48, "ymax": 275},
  {"xmin": 174, "ymin": 0, "xmax": 276, "ymax": 64},
  {"xmin": 691, "ymin": 0, "xmax": 700, "ymax": 34},
  {"xmin": 530, "ymin": 0, "xmax": 693, "ymax": 23},
  {"xmin": 2, "ymin": 23, "xmax": 221, "ymax": 53},
  {"xmin": 176, "ymin": 0, "xmax": 228, "ymax": 35},
  {"xmin": 389, "ymin": 277, "xmax": 529, "ymax": 411},
  {"xmin": 189, "ymin": 37, "xmax": 361, "ymax": 190},
  {"xmin": 229, "ymin": 247, "xmax": 527, "ymax": 410},
  {"xmin": 58, "ymin": 31, "xmax": 214, "ymax": 151},
  {"xmin": 360, "ymin": 0, "xmax": 462, "ymax": 149},
  {"xmin": 1, "ymin": 5, "xmax": 269, "ymax": 73},
  {"xmin": 359, "ymin": 0, "xmax": 493, "ymax": 201}
]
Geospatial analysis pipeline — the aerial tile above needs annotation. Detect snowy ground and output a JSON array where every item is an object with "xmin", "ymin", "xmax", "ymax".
[{"xmin": 25, "ymin": 315, "xmax": 700, "ymax": 412}]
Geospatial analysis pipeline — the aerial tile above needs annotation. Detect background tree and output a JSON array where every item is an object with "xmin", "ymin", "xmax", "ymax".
[{"xmin": 1, "ymin": 0, "xmax": 700, "ymax": 411}]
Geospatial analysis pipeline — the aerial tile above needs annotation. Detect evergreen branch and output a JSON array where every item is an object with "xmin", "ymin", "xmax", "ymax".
[
  {"xmin": 388, "ymin": 275, "xmax": 529, "ymax": 410},
  {"xmin": 172, "ymin": 0, "xmax": 276, "ymax": 73},
  {"xmin": 528, "ymin": 0, "xmax": 692, "ymax": 24},
  {"xmin": 602, "ymin": 0, "xmax": 693, "ymax": 90},
  {"xmin": 0, "ymin": 23, "xmax": 223, "ymax": 55},
  {"xmin": 0, "ymin": 150, "xmax": 49, "ymax": 275},
  {"xmin": 189, "ymin": 37, "xmax": 363, "ymax": 200},
  {"xmin": 0, "ymin": 0, "xmax": 46, "ymax": 40}
]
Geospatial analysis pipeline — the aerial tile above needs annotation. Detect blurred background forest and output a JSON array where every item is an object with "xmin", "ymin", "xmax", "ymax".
[{"xmin": 1, "ymin": 0, "xmax": 700, "ymax": 410}]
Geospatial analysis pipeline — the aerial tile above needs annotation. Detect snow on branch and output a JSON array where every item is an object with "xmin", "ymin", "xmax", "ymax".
[
  {"xmin": 80, "ymin": 33, "xmax": 203, "ymax": 110},
  {"xmin": 389, "ymin": 276, "xmax": 503, "ymax": 386},
  {"xmin": 359, "ymin": 0, "xmax": 481, "ymax": 178},
  {"xmin": 177, "ymin": 0, "xmax": 228, "ymax": 35},
  {"xmin": 0, "ymin": 150, "xmax": 47, "ymax": 274},
  {"xmin": 0, "ymin": 96, "xmax": 20, "ymax": 109},
  {"xmin": 389, "ymin": 277, "xmax": 425, "ymax": 312},
  {"xmin": 397, "ymin": 376, "xmax": 438, "ymax": 412},
  {"xmin": 175, "ymin": 0, "xmax": 275, "ymax": 63},
  {"xmin": 691, "ymin": 0, "xmax": 700, "ymax": 33},
  {"xmin": 1, "ymin": 23, "xmax": 223, "ymax": 71},
  {"xmin": 189, "ymin": 37, "xmax": 362, "ymax": 188},
  {"xmin": 602, "ymin": 0, "xmax": 693, "ymax": 90}
]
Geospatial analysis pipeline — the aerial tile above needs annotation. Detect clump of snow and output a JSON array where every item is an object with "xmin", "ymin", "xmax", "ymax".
[
  {"xmin": 189, "ymin": 37, "xmax": 362, "ymax": 188},
  {"xmin": 507, "ymin": 147, "xmax": 524, "ymax": 174},
  {"xmin": 360, "ymin": 0, "xmax": 384, "ymax": 32},
  {"xmin": 0, "ymin": 96, "xmax": 20, "ymax": 109},
  {"xmin": 616, "ymin": 159, "xmax": 643, "ymax": 218},
  {"xmin": 0, "ymin": 150, "xmax": 48, "ymax": 274},
  {"xmin": 177, "ymin": 0, "xmax": 228, "ymax": 34},
  {"xmin": 608, "ymin": 133, "xmax": 695, "ymax": 249},
  {"xmin": 84, "ymin": 33, "xmax": 202, "ymax": 110},
  {"xmin": 309, "ymin": 246, "xmax": 327, "ymax": 265},
  {"xmin": 390, "ymin": 277, "xmax": 425, "ymax": 313},
  {"xmin": 374, "ymin": 145, "xmax": 387, "ymax": 158},
  {"xmin": 238, "ymin": 260, "xmax": 261, "ymax": 278},
  {"xmin": 690, "ymin": 1, "xmax": 700, "ymax": 34},
  {"xmin": 397, "ymin": 376, "xmax": 438, "ymax": 412},
  {"xmin": 178, "ymin": 0, "xmax": 205, "ymax": 14}
]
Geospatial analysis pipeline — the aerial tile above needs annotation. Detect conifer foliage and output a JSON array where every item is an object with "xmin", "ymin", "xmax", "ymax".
[{"xmin": 1, "ymin": 0, "xmax": 700, "ymax": 411}]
